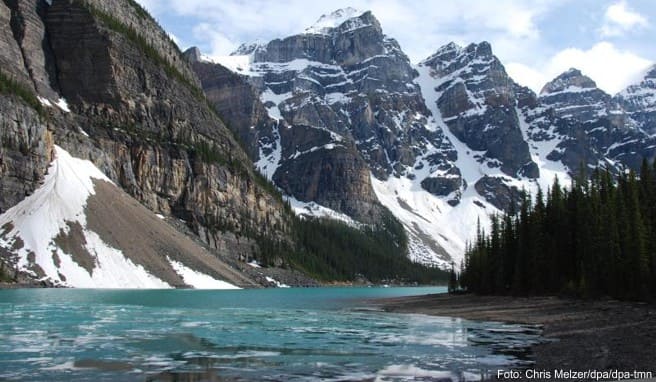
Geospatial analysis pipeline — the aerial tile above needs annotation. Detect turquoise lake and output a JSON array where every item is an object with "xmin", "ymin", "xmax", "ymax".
[{"xmin": 0, "ymin": 287, "xmax": 542, "ymax": 381}]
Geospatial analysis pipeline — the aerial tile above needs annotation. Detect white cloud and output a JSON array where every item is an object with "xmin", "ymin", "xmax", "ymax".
[
  {"xmin": 134, "ymin": 0, "xmax": 654, "ymax": 97},
  {"xmin": 506, "ymin": 62, "xmax": 546, "ymax": 93},
  {"xmin": 507, "ymin": 42, "xmax": 652, "ymax": 95},
  {"xmin": 134, "ymin": 0, "xmax": 557, "ymax": 62},
  {"xmin": 600, "ymin": 1, "xmax": 648, "ymax": 37},
  {"xmin": 192, "ymin": 23, "xmax": 239, "ymax": 59}
]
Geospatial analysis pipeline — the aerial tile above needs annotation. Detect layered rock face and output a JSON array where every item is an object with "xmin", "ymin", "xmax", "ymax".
[
  {"xmin": 197, "ymin": 9, "xmax": 437, "ymax": 223},
  {"xmin": 0, "ymin": 0, "xmax": 55, "ymax": 213},
  {"xmin": 0, "ymin": 96, "xmax": 52, "ymax": 213},
  {"xmin": 539, "ymin": 68, "xmax": 611, "ymax": 123},
  {"xmin": 43, "ymin": 0, "xmax": 287, "ymax": 251},
  {"xmin": 0, "ymin": 0, "xmax": 291, "ymax": 286}
]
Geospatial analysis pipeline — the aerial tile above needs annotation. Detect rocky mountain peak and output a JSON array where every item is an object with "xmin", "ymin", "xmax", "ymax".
[
  {"xmin": 232, "ymin": 41, "xmax": 266, "ymax": 56},
  {"xmin": 644, "ymin": 65, "xmax": 656, "ymax": 78},
  {"xmin": 539, "ymin": 68, "xmax": 611, "ymax": 123},
  {"xmin": 183, "ymin": 46, "xmax": 202, "ymax": 63},
  {"xmin": 540, "ymin": 68, "xmax": 598, "ymax": 95},
  {"xmin": 615, "ymin": 64, "xmax": 656, "ymax": 135},
  {"xmin": 303, "ymin": 8, "xmax": 376, "ymax": 35},
  {"xmin": 465, "ymin": 41, "xmax": 493, "ymax": 57},
  {"xmin": 422, "ymin": 41, "xmax": 499, "ymax": 79},
  {"xmin": 419, "ymin": 39, "xmax": 538, "ymax": 179},
  {"xmin": 421, "ymin": 42, "xmax": 461, "ymax": 66}
]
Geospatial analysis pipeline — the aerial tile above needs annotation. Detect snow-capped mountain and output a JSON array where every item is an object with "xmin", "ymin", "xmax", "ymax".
[
  {"xmin": 192, "ymin": 8, "xmax": 656, "ymax": 268},
  {"xmin": 616, "ymin": 65, "xmax": 656, "ymax": 135},
  {"xmin": 539, "ymin": 68, "xmax": 613, "ymax": 123}
]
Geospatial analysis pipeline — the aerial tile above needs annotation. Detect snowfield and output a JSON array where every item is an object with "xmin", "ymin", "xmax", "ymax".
[{"xmin": 0, "ymin": 146, "xmax": 238, "ymax": 289}]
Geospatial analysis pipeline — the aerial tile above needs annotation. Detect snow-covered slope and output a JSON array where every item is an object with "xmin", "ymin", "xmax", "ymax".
[
  {"xmin": 198, "ymin": 9, "xmax": 655, "ymax": 269},
  {"xmin": 304, "ymin": 7, "xmax": 366, "ymax": 35},
  {"xmin": 616, "ymin": 65, "xmax": 656, "ymax": 135},
  {"xmin": 0, "ymin": 146, "xmax": 241, "ymax": 289}
]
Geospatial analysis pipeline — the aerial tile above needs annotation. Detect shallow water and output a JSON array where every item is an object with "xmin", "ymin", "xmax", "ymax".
[{"xmin": 0, "ymin": 287, "xmax": 542, "ymax": 381}]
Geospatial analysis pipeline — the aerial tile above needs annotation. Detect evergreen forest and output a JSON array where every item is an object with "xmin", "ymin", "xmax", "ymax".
[{"xmin": 458, "ymin": 160, "xmax": 656, "ymax": 301}]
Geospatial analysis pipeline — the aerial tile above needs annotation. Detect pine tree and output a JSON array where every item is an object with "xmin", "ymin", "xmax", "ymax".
[
  {"xmin": 448, "ymin": 262, "xmax": 458, "ymax": 293},
  {"xmin": 462, "ymin": 162, "xmax": 656, "ymax": 301}
]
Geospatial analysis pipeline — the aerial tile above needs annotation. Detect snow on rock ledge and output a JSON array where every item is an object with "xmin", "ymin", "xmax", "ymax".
[{"xmin": 0, "ymin": 146, "xmax": 170, "ymax": 288}]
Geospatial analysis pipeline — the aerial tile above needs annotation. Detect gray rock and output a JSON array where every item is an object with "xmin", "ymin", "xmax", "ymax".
[
  {"xmin": 474, "ymin": 176, "xmax": 523, "ymax": 211},
  {"xmin": 423, "ymin": 41, "xmax": 538, "ymax": 178},
  {"xmin": 4, "ymin": 0, "xmax": 60, "ymax": 99}
]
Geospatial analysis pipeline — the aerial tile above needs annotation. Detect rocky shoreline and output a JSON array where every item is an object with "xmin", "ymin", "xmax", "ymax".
[{"xmin": 375, "ymin": 294, "xmax": 656, "ymax": 380}]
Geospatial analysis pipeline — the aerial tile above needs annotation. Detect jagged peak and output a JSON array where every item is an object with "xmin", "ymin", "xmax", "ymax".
[
  {"xmin": 435, "ymin": 42, "xmax": 462, "ymax": 56},
  {"xmin": 231, "ymin": 41, "xmax": 266, "ymax": 56},
  {"xmin": 421, "ymin": 41, "xmax": 496, "ymax": 67},
  {"xmin": 303, "ymin": 8, "xmax": 377, "ymax": 35},
  {"xmin": 182, "ymin": 47, "xmax": 201, "ymax": 63},
  {"xmin": 540, "ymin": 68, "xmax": 598, "ymax": 95},
  {"xmin": 644, "ymin": 64, "xmax": 656, "ymax": 80},
  {"xmin": 628, "ymin": 64, "xmax": 656, "ymax": 86},
  {"xmin": 420, "ymin": 42, "xmax": 462, "ymax": 66},
  {"xmin": 465, "ymin": 41, "xmax": 493, "ymax": 57},
  {"xmin": 616, "ymin": 64, "xmax": 656, "ymax": 98}
]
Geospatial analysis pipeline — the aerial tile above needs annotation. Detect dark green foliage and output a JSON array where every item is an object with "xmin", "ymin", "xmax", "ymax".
[
  {"xmin": 0, "ymin": 261, "xmax": 14, "ymax": 283},
  {"xmin": 461, "ymin": 162, "xmax": 656, "ymax": 301},
  {"xmin": 448, "ymin": 263, "xmax": 458, "ymax": 293},
  {"xmin": 0, "ymin": 69, "xmax": 44, "ymax": 116},
  {"xmin": 253, "ymin": 209, "xmax": 448, "ymax": 284}
]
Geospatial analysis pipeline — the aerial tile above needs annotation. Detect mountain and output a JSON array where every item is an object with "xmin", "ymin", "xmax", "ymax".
[
  {"xmin": 1, "ymin": 1, "xmax": 445, "ymax": 288},
  {"xmin": 616, "ymin": 65, "xmax": 656, "ymax": 135},
  {"xmin": 2, "ymin": 3, "xmax": 655, "ymax": 284},
  {"xmin": 191, "ymin": 8, "xmax": 656, "ymax": 267},
  {"xmin": 197, "ymin": 11, "xmax": 553, "ymax": 266},
  {"xmin": 0, "ymin": 0, "xmax": 311, "ymax": 288}
]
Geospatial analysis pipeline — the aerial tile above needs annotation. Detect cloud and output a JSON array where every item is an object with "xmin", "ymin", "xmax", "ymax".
[
  {"xmin": 133, "ymin": 0, "xmax": 654, "ymax": 96},
  {"xmin": 600, "ymin": 1, "xmax": 648, "ymax": 37},
  {"xmin": 507, "ymin": 42, "xmax": 652, "ymax": 95},
  {"xmin": 192, "ymin": 23, "xmax": 239, "ymax": 59},
  {"xmin": 134, "ymin": 0, "xmax": 557, "ymax": 62}
]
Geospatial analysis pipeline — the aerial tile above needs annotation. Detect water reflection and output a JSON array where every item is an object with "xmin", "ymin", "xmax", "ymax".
[{"xmin": 0, "ymin": 288, "xmax": 543, "ymax": 381}]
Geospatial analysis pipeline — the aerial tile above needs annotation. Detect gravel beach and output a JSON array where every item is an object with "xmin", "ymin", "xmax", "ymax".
[{"xmin": 375, "ymin": 294, "xmax": 656, "ymax": 381}]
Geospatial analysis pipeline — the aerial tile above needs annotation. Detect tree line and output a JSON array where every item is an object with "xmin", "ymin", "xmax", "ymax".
[
  {"xmin": 255, "ymin": 208, "xmax": 449, "ymax": 284},
  {"xmin": 457, "ymin": 159, "xmax": 656, "ymax": 301}
]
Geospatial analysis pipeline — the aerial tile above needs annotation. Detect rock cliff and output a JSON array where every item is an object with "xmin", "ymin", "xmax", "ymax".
[{"xmin": 0, "ymin": 0, "xmax": 293, "ymax": 287}]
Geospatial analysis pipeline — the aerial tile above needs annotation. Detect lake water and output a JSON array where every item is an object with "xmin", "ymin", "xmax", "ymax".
[{"xmin": 0, "ymin": 287, "xmax": 542, "ymax": 381}]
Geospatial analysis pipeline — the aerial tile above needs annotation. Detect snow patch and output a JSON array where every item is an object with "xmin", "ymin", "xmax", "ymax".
[
  {"xmin": 265, "ymin": 276, "xmax": 290, "ymax": 288},
  {"xmin": 304, "ymin": 8, "xmax": 365, "ymax": 35},
  {"xmin": 255, "ymin": 123, "xmax": 282, "ymax": 179},
  {"xmin": 214, "ymin": 55, "xmax": 253, "ymax": 75},
  {"xmin": 284, "ymin": 195, "xmax": 359, "ymax": 227},
  {"xmin": 37, "ymin": 97, "xmax": 52, "ymax": 107},
  {"xmin": 0, "ymin": 146, "xmax": 170, "ymax": 288},
  {"xmin": 168, "ymin": 258, "xmax": 240, "ymax": 290},
  {"xmin": 55, "ymin": 98, "xmax": 70, "ymax": 113}
]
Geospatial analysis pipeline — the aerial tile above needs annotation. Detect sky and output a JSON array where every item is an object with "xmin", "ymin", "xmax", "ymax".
[{"xmin": 135, "ymin": 0, "xmax": 656, "ymax": 95}]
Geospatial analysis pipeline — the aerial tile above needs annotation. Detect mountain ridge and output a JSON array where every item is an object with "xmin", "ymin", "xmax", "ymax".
[
  {"xmin": 2, "ymin": 3, "xmax": 654, "ymax": 286},
  {"xmin": 198, "ymin": 8, "xmax": 656, "ymax": 267}
]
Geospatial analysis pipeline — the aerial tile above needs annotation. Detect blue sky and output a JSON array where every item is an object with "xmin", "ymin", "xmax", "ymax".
[{"xmin": 136, "ymin": 0, "xmax": 656, "ymax": 95}]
